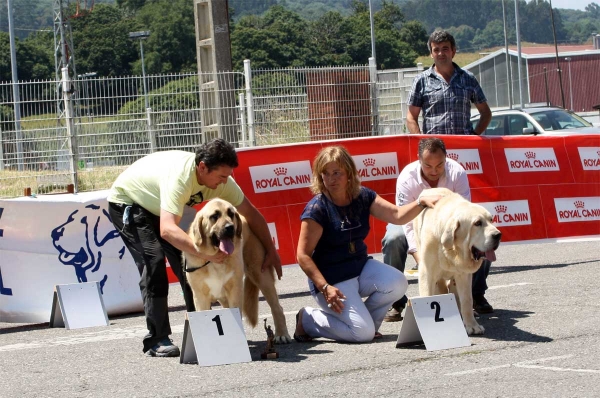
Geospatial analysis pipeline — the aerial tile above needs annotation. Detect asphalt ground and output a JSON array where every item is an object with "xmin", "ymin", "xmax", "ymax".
[{"xmin": 1, "ymin": 239, "xmax": 599, "ymax": 398}]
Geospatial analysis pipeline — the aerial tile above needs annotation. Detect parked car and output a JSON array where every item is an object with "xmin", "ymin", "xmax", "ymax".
[{"xmin": 471, "ymin": 106, "xmax": 600, "ymax": 136}]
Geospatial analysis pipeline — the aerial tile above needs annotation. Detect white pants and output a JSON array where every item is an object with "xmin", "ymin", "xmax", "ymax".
[{"xmin": 301, "ymin": 258, "xmax": 407, "ymax": 343}]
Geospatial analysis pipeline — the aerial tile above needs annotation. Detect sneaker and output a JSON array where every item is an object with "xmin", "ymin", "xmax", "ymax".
[
  {"xmin": 410, "ymin": 264, "xmax": 419, "ymax": 271},
  {"xmin": 473, "ymin": 295, "xmax": 494, "ymax": 314},
  {"xmin": 145, "ymin": 338, "xmax": 180, "ymax": 357},
  {"xmin": 383, "ymin": 307, "xmax": 404, "ymax": 322}
]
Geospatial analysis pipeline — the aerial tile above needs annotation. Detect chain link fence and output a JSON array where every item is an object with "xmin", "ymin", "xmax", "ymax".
[{"xmin": 0, "ymin": 62, "xmax": 414, "ymax": 198}]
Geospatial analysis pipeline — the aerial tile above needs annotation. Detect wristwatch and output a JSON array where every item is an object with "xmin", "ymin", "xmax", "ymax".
[{"xmin": 417, "ymin": 196, "xmax": 426, "ymax": 209}]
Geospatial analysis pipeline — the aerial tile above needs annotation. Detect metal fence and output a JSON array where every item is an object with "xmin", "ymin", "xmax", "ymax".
[{"xmin": 0, "ymin": 62, "xmax": 416, "ymax": 198}]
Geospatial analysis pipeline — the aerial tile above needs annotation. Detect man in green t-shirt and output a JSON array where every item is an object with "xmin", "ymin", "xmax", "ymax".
[{"xmin": 108, "ymin": 139, "xmax": 282, "ymax": 357}]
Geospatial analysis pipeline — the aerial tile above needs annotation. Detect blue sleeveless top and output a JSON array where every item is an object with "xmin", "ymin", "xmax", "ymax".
[{"xmin": 300, "ymin": 186, "xmax": 376, "ymax": 288}]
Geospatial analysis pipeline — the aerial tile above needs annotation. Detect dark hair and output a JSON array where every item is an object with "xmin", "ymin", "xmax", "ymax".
[
  {"xmin": 418, "ymin": 137, "xmax": 447, "ymax": 157},
  {"xmin": 427, "ymin": 30, "xmax": 456, "ymax": 53},
  {"xmin": 310, "ymin": 146, "xmax": 361, "ymax": 198},
  {"xmin": 194, "ymin": 138, "xmax": 238, "ymax": 170}
]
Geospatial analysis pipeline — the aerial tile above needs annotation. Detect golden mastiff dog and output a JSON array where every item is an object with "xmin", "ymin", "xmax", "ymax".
[
  {"xmin": 183, "ymin": 198, "xmax": 292, "ymax": 343},
  {"xmin": 414, "ymin": 188, "xmax": 501, "ymax": 335}
]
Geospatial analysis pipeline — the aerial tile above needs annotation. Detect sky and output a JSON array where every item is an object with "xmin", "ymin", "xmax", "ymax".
[{"xmin": 547, "ymin": 0, "xmax": 593, "ymax": 10}]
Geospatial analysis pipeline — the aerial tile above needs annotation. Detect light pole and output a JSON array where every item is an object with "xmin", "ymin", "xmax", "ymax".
[
  {"xmin": 501, "ymin": 0, "xmax": 513, "ymax": 109},
  {"xmin": 77, "ymin": 72, "xmax": 96, "ymax": 118},
  {"xmin": 515, "ymin": 0, "xmax": 524, "ymax": 107},
  {"xmin": 564, "ymin": 57, "xmax": 573, "ymax": 111},
  {"xmin": 7, "ymin": 0, "xmax": 23, "ymax": 170},
  {"xmin": 549, "ymin": 0, "xmax": 566, "ymax": 109},
  {"xmin": 368, "ymin": 0, "xmax": 376, "ymax": 65},
  {"xmin": 129, "ymin": 31, "xmax": 150, "ymax": 111}
]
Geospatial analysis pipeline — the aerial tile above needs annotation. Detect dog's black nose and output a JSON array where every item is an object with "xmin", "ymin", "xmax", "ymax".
[
  {"xmin": 223, "ymin": 223, "xmax": 235, "ymax": 238},
  {"xmin": 492, "ymin": 231, "xmax": 502, "ymax": 250}
]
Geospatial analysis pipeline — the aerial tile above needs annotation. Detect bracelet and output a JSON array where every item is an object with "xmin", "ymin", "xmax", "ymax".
[{"xmin": 321, "ymin": 283, "xmax": 329, "ymax": 294}]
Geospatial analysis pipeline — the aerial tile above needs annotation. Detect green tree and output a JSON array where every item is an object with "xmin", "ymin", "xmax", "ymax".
[
  {"xmin": 17, "ymin": 31, "xmax": 54, "ymax": 80},
  {"xmin": 0, "ymin": 0, "xmax": 54, "ymax": 39},
  {"xmin": 0, "ymin": 33, "xmax": 13, "ymax": 82},
  {"xmin": 585, "ymin": 2, "xmax": 600, "ymax": 18},
  {"xmin": 399, "ymin": 20, "xmax": 429, "ymax": 56},
  {"xmin": 520, "ymin": 0, "xmax": 567, "ymax": 44},
  {"xmin": 135, "ymin": 0, "xmax": 198, "ymax": 73},
  {"xmin": 229, "ymin": 0, "xmax": 278, "ymax": 19},
  {"xmin": 341, "ymin": 0, "xmax": 418, "ymax": 68},
  {"xmin": 472, "ymin": 20, "xmax": 513, "ymax": 50},
  {"xmin": 308, "ymin": 11, "xmax": 354, "ymax": 65},
  {"xmin": 567, "ymin": 18, "xmax": 600, "ymax": 43},
  {"xmin": 70, "ymin": 4, "xmax": 139, "ymax": 77},
  {"xmin": 116, "ymin": 0, "xmax": 147, "ymax": 12},
  {"xmin": 0, "ymin": 31, "xmax": 54, "ymax": 82},
  {"xmin": 446, "ymin": 25, "xmax": 477, "ymax": 52},
  {"xmin": 231, "ymin": 6, "xmax": 317, "ymax": 69}
]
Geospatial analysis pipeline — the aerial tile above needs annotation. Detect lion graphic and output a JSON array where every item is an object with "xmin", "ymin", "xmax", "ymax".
[{"xmin": 50, "ymin": 204, "xmax": 124, "ymax": 292}]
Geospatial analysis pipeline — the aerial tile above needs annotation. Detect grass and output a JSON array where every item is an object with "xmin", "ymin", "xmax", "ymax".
[
  {"xmin": 416, "ymin": 42, "xmax": 545, "ymax": 68},
  {"xmin": 18, "ymin": 113, "xmax": 131, "ymax": 131},
  {"xmin": 416, "ymin": 51, "xmax": 482, "ymax": 68},
  {"xmin": 0, "ymin": 167, "xmax": 124, "ymax": 198}
]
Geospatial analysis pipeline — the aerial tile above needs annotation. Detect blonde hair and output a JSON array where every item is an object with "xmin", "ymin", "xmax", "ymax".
[{"xmin": 309, "ymin": 146, "xmax": 361, "ymax": 198}]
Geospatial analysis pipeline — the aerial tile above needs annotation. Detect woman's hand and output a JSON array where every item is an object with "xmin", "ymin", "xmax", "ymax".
[{"xmin": 324, "ymin": 285, "xmax": 347, "ymax": 314}]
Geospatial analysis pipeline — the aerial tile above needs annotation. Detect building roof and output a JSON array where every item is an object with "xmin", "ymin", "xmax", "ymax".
[
  {"xmin": 513, "ymin": 44, "xmax": 594, "ymax": 54},
  {"xmin": 464, "ymin": 45, "xmax": 600, "ymax": 70}
]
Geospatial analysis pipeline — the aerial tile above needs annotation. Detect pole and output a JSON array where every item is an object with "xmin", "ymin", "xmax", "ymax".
[
  {"xmin": 139, "ymin": 39, "xmax": 150, "ymax": 111},
  {"xmin": 549, "ymin": 0, "xmax": 566, "ymax": 108},
  {"xmin": 565, "ymin": 57, "xmax": 573, "ymax": 111},
  {"xmin": 515, "ymin": 0, "xmax": 524, "ymax": 107},
  {"xmin": 502, "ymin": 0, "xmax": 513, "ymax": 109},
  {"xmin": 62, "ymin": 67, "xmax": 78, "ymax": 192},
  {"xmin": 368, "ymin": 0, "xmax": 376, "ymax": 66},
  {"xmin": 7, "ymin": 0, "xmax": 23, "ymax": 171},
  {"xmin": 369, "ymin": 57, "xmax": 379, "ymax": 136},
  {"xmin": 243, "ymin": 60, "xmax": 255, "ymax": 147},
  {"xmin": 543, "ymin": 67, "xmax": 550, "ymax": 106}
]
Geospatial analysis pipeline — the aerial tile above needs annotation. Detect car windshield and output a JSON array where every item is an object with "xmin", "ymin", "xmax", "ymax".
[{"xmin": 530, "ymin": 109, "xmax": 592, "ymax": 130}]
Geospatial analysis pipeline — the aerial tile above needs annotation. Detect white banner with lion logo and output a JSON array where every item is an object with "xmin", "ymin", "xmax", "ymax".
[{"xmin": 0, "ymin": 190, "xmax": 142, "ymax": 323}]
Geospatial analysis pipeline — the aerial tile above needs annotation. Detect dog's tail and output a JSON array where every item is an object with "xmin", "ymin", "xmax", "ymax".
[{"xmin": 243, "ymin": 275, "xmax": 260, "ymax": 327}]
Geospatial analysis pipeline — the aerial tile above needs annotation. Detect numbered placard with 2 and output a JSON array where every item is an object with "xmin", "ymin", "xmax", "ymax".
[{"xmin": 396, "ymin": 294, "xmax": 471, "ymax": 351}]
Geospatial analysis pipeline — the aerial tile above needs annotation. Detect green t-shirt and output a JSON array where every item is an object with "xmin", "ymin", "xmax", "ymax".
[{"xmin": 107, "ymin": 150, "xmax": 244, "ymax": 216}]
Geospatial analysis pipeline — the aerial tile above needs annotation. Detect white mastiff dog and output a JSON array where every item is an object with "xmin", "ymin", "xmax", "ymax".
[{"xmin": 414, "ymin": 188, "xmax": 501, "ymax": 335}]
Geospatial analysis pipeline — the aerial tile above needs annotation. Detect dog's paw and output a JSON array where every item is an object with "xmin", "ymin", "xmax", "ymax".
[
  {"xmin": 274, "ymin": 334, "xmax": 293, "ymax": 344},
  {"xmin": 464, "ymin": 321, "xmax": 485, "ymax": 335}
]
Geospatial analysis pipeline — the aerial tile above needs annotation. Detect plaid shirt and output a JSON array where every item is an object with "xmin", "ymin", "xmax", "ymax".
[{"xmin": 408, "ymin": 63, "xmax": 487, "ymax": 135}]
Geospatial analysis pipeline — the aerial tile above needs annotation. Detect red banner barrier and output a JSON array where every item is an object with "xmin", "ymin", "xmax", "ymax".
[{"xmin": 168, "ymin": 134, "xmax": 600, "ymax": 282}]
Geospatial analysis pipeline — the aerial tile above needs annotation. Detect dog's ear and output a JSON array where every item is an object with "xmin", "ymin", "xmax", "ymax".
[
  {"xmin": 190, "ymin": 213, "xmax": 205, "ymax": 246},
  {"xmin": 442, "ymin": 218, "xmax": 460, "ymax": 251},
  {"xmin": 234, "ymin": 212, "xmax": 243, "ymax": 238}
]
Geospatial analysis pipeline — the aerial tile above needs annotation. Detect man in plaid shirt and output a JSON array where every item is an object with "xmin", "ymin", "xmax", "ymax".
[{"xmin": 406, "ymin": 30, "xmax": 492, "ymax": 135}]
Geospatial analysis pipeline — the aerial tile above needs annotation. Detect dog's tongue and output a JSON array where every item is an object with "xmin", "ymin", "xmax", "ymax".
[
  {"xmin": 219, "ymin": 239, "xmax": 234, "ymax": 255},
  {"xmin": 485, "ymin": 250, "xmax": 497, "ymax": 262}
]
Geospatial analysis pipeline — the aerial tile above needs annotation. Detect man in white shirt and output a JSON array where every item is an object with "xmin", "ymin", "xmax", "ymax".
[{"xmin": 382, "ymin": 137, "xmax": 493, "ymax": 321}]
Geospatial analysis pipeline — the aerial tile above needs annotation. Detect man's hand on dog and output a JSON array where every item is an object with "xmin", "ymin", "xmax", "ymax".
[{"xmin": 419, "ymin": 194, "xmax": 443, "ymax": 208}]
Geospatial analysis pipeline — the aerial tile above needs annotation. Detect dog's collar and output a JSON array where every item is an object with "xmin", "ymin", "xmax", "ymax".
[{"xmin": 184, "ymin": 259, "xmax": 211, "ymax": 273}]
